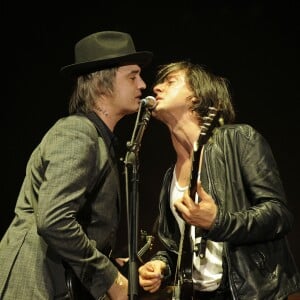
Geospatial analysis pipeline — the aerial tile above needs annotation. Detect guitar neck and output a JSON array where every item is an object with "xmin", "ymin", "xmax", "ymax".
[
  {"xmin": 173, "ymin": 107, "xmax": 220, "ymax": 300},
  {"xmin": 189, "ymin": 143, "xmax": 202, "ymax": 201}
]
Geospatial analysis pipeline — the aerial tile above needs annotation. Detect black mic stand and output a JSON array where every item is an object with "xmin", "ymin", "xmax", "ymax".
[{"xmin": 123, "ymin": 105, "xmax": 152, "ymax": 300}]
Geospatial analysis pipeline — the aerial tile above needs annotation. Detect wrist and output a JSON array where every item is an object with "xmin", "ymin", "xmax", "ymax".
[{"xmin": 114, "ymin": 273, "xmax": 124, "ymax": 286}]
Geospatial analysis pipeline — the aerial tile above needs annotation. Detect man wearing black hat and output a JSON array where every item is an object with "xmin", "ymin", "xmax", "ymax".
[{"xmin": 0, "ymin": 31, "xmax": 153, "ymax": 300}]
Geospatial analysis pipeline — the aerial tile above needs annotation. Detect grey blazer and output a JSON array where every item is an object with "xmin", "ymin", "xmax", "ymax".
[{"xmin": 0, "ymin": 113, "xmax": 122, "ymax": 299}]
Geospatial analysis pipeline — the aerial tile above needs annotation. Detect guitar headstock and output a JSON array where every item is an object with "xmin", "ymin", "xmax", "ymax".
[
  {"xmin": 194, "ymin": 106, "xmax": 221, "ymax": 151},
  {"xmin": 190, "ymin": 107, "xmax": 221, "ymax": 198}
]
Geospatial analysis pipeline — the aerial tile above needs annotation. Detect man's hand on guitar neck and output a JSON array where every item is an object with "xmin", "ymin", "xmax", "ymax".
[
  {"xmin": 138, "ymin": 260, "xmax": 166, "ymax": 293},
  {"xmin": 174, "ymin": 181, "xmax": 217, "ymax": 230}
]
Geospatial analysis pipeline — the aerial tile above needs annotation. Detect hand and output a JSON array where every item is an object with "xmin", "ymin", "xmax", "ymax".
[
  {"xmin": 106, "ymin": 272, "xmax": 128, "ymax": 300},
  {"xmin": 174, "ymin": 182, "xmax": 217, "ymax": 229},
  {"xmin": 138, "ymin": 260, "xmax": 166, "ymax": 293}
]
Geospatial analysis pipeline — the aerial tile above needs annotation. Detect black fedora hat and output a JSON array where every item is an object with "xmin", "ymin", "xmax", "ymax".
[{"xmin": 60, "ymin": 31, "xmax": 153, "ymax": 77}]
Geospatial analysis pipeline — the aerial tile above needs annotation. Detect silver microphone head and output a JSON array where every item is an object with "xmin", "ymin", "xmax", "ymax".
[{"xmin": 140, "ymin": 96, "xmax": 157, "ymax": 110}]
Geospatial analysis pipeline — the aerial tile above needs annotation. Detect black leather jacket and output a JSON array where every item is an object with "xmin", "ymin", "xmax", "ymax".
[{"xmin": 154, "ymin": 124, "xmax": 300, "ymax": 300}]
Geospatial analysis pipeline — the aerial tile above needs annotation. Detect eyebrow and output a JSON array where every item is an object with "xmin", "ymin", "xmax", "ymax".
[
  {"xmin": 130, "ymin": 69, "xmax": 140, "ymax": 75},
  {"xmin": 166, "ymin": 73, "xmax": 181, "ymax": 80},
  {"xmin": 118, "ymin": 66, "xmax": 140, "ymax": 77}
]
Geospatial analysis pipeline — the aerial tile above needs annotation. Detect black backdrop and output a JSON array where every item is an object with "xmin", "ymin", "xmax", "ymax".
[{"xmin": 2, "ymin": 1, "xmax": 299, "ymax": 269}]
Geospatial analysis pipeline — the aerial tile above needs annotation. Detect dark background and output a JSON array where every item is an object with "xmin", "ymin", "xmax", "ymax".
[{"xmin": 2, "ymin": 1, "xmax": 299, "ymax": 269}]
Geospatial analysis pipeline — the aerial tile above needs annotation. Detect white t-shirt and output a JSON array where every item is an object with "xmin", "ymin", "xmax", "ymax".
[{"xmin": 170, "ymin": 168, "xmax": 223, "ymax": 291}]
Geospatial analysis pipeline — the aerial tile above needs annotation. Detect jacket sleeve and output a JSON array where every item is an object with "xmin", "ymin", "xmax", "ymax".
[
  {"xmin": 150, "ymin": 250, "xmax": 175, "ymax": 285},
  {"xmin": 207, "ymin": 124, "xmax": 294, "ymax": 244},
  {"xmin": 36, "ymin": 116, "xmax": 118, "ymax": 298}
]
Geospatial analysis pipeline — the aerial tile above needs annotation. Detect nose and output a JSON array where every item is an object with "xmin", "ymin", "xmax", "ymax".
[
  {"xmin": 138, "ymin": 76, "xmax": 147, "ymax": 90},
  {"xmin": 153, "ymin": 82, "xmax": 162, "ymax": 93}
]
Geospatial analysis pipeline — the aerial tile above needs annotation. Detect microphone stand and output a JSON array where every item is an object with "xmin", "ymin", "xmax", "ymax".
[{"xmin": 123, "ymin": 105, "xmax": 152, "ymax": 300}]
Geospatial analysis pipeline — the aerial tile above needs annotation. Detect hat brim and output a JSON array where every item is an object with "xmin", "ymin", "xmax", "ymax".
[{"xmin": 60, "ymin": 51, "xmax": 153, "ymax": 78}]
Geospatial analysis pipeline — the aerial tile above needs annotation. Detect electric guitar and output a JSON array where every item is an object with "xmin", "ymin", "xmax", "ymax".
[
  {"xmin": 65, "ymin": 230, "xmax": 154, "ymax": 300},
  {"xmin": 172, "ymin": 107, "xmax": 221, "ymax": 300}
]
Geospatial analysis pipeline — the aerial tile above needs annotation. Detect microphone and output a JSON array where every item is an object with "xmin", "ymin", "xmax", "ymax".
[{"xmin": 140, "ymin": 96, "xmax": 157, "ymax": 110}]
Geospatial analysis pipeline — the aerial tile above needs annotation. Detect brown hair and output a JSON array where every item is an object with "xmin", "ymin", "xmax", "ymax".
[
  {"xmin": 68, "ymin": 67, "xmax": 117, "ymax": 114},
  {"xmin": 155, "ymin": 61, "xmax": 235, "ymax": 124}
]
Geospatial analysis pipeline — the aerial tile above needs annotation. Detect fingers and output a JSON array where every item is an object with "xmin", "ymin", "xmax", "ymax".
[
  {"xmin": 198, "ymin": 181, "xmax": 205, "ymax": 196},
  {"xmin": 142, "ymin": 279, "xmax": 161, "ymax": 293},
  {"xmin": 139, "ymin": 262, "xmax": 162, "ymax": 280},
  {"xmin": 138, "ymin": 261, "xmax": 164, "ymax": 293},
  {"xmin": 174, "ymin": 193, "xmax": 195, "ymax": 214},
  {"xmin": 197, "ymin": 181, "xmax": 210, "ymax": 202},
  {"xmin": 173, "ymin": 182, "xmax": 217, "ymax": 228}
]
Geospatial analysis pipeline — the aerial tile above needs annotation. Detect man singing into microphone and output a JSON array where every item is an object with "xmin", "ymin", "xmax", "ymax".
[
  {"xmin": 0, "ymin": 31, "xmax": 153, "ymax": 300},
  {"xmin": 138, "ymin": 61, "xmax": 300, "ymax": 299}
]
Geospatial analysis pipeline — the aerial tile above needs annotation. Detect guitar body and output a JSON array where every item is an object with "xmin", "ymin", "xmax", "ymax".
[
  {"xmin": 175, "ymin": 226, "xmax": 194, "ymax": 299},
  {"xmin": 177, "ymin": 273, "xmax": 194, "ymax": 299}
]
